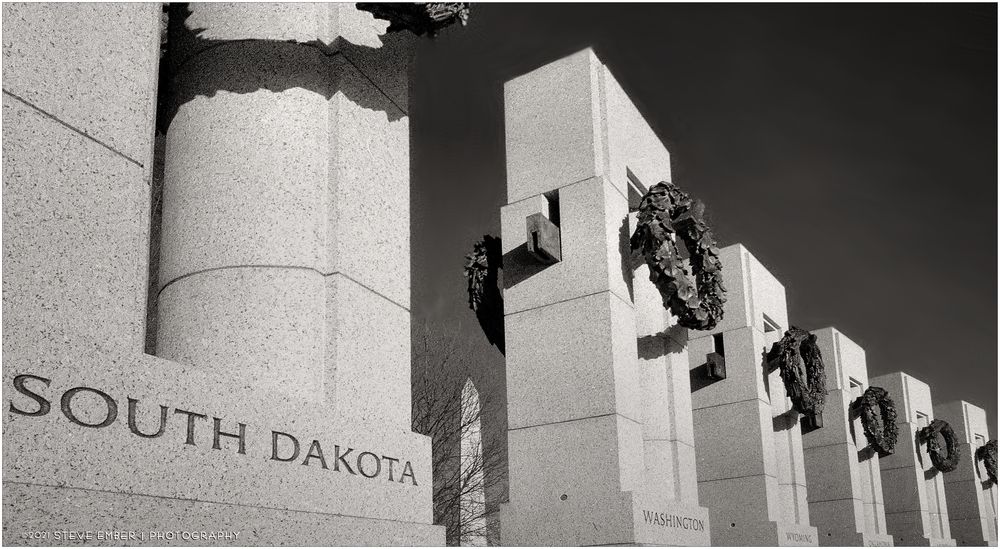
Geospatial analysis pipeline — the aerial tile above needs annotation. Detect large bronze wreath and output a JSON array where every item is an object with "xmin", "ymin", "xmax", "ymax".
[
  {"xmin": 464, "ymin": 236, "xmax": 504, "ymax": 354},
  {"xmin": 766, "ymin": 327, "xmax": 827, "ymax": 422},
  {"xmin": 630, "ymin": 181, "xmax": 726, "ymax": 331},
  {"xmin": 919, "ymin": 419, "xmax": 960, "ymax": 473},
  {"xmin": 356, "ymin": 3, "xmax": 470, "ymax": 36},
  {"xmin": 976, "ymin": 439, "xmax": 997, "ymax": 484},
  {"xmin": 856, "ymin": 386, "xmax": 899, "ymax": 456}
]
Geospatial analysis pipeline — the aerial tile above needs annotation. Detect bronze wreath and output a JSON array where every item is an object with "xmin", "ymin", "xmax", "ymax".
[
  {"xmin": 919, "ymin": 419, "xmax": 960, "ymax": 473},
  {"xmin": 629, "ymin": 181, "xmax": 726, "ymax": 331},
  {"xmin": 976, "ymin": 439, "xmax": 997, "ymax": 484},
  {"xmin": 856, "ymin": 386, "xmax": 899, "ymax": 456},
  {"xmin": 356, "ymin": 3, "xmax": 470, "ymax": 36},
  {"xmin": 766, "ymin": 327, "xmax": 827, "ymax": 422},
  {"xmin": 464, "ymin": 235, "xmax": 504, "ymax": 354}
]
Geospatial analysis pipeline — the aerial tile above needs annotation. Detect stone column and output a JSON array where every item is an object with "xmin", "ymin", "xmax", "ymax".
[
  {"xmin": 803, "ymin": 328, "xmax": 894, "ymax": 546},
  {"xmin": 687, "ymin": 243, "xmax": 819, "ymax": 546},
  {"xmin": 156, "ymin": 4, "xmax": 413, "ymax": 426},
  {"xmin": 498, "ymin": 48, "xmax": 710, "ymax": 546},
  {"xmin": 933, "ymin": 400, "xmax": 998, "ymax": 546},
  {"xmin": 871, "ymin": 372, "xmax": 956, "ymax": 546}
]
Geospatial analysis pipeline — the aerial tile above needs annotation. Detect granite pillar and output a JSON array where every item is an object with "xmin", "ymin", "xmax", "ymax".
[
  {"xmin": 870, "ymin": 372, "xmax": 956, "ymax": 546},
  {"xmin": 933, "ymin": 401, "xmax": 998, "ymax": 546},
  {"xmin": 498, "ymin": 48, "xmax": 710, "ymax": 546},
  {"xmin": 803, "ymin": 328, "xmax": 894, "ymax": 546},
  {"xmin": 687, "ymin": 244, "xmax": 819, "ymax": 546}
]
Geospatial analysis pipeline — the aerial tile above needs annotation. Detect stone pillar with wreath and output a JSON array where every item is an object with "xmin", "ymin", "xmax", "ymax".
[
  {"xmin": 934, "ymin": 400, "xmax": 998, "ymax": 545},
  {"xmin": 871, "ymin": 372, "xmax": 956, "ymax": 546}
]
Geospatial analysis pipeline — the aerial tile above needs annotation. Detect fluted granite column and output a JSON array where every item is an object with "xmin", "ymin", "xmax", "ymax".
[{"xmin": 157, "ymin": 4, "xmax": 414, "ymax": 424}]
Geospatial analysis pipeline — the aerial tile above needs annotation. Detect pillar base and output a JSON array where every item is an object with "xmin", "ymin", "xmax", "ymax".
[
  {"xmin": 3, "ymin": 350, "xmax": 440, "ymax": 546},
  {"xmin": 500, "ymin": 492, "xmax": 710, "ymax": 546},
  {"xmin": 817, "ymin": 530, "xmax": 894, "ymax": 547},
  {"xmin": 3, "ymin": 482, "xmax": 443, "ymax": 546},
  {"xmin": 711, "ymin": 520, "xmax": 819, "ymax": 547}
]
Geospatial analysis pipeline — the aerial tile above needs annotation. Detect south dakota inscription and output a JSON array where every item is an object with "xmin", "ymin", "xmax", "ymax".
[{"xmin": 7, "ymin": 373, "xmax": 418, "ymax": 485}]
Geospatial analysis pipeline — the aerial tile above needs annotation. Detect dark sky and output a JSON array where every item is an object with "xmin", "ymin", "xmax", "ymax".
[{"xmin": 409, "ymin": 4, "xmax": 998, "ymax": 436}]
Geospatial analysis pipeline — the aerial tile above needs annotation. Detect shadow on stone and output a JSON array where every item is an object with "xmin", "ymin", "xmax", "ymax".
[
  {"xmin": 636, "ymin": 325, "xmax": 685, "ymax": 360},
  {"xmin": 158, "ymin": 3, "xmax": 408, "ymax": 132},
  {"xmin": 502, "ymin": 243, "xmax": 552, "ymax": 289},
  {"xmin": 619, "ymin": 215, "xmax": 642, "ymax": 303},
  {"xmin": 772, "ymin": 409, "xmax": 798, "ymax": 432}
]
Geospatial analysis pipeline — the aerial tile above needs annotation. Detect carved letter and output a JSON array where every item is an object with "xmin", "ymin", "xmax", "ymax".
[
  {"xmin": 302, "ymin": 440, "xmax": 328, "ymax": 469},
  {"xmin": 400, "ymin": 460, "xmax": 418, "ymax": 486},
  {"xmin": 357, "ymin": 451, "xmax": 381, "ymax": 478},
  {"xmin": 173, "ymin": 408, "xmax": 207, "ymax": 445},
  {"xmin": 271, "ymin": 431, "xmax": 299, "ymax": 462},
  {"xmin": 382, "ymin": 456, "xmax": 400, "ymax": 481},
  {"xmin": 61, "ymin": 386, "xmax": 117, "ymax": 428},
  {"xmin": 10, "ymin": 374, "xmax": 51, "ymax": 416},
  {"xmin": 127, "ymin": 398, "xmax": 168, "ymax": 438},
  {"xmin": 334, "ymin": 445, "xmax": 356, "ymax": 475},
  {"xmin": 212, "ymin": 417, "xmax": 246, "ymax": 454}
]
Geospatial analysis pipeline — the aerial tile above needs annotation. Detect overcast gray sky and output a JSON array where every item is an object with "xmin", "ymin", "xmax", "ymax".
[{"xmin": 409, "ymin": 4, "xmax": 997, "ymax": 435}]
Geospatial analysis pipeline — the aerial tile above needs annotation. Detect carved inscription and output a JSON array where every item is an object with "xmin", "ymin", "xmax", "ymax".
[
  {"xmin": 642, "ymin": 510, "xmax": 706, "ymax": 531},
  {"xmin": 8, "ymin": 374, "xmax": 418, "ymax": 486},
  {"xmin": 785, "ymin": 532, "xmax": 814, "ymax": 544}
]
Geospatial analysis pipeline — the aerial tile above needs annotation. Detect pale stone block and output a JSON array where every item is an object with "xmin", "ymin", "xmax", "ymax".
[
  {"xmin": 156, "ymin": 268, "xmax": 326, "ymax": 402},
  {"xmin": 161, "ymin": 52, "xmax": 331, "ymax": 281},
  {"xmin": 324, "ymin": 54, "xmax": 411, "ymax": 307},
  {"xmin": 693, "ymin": 398, "xmax": 772, "ymax": 481},
  {"xmin": 2, "ymin": 351, "xmax": 436, "ymax": 526},
  {"xmin": 503, "ymin": 49, "xmax": 671, "ymax": 205},
  {"xmin": 504, "ymin": 49, "xmax": 605, "ymax": 202},
  {"xmin": 700, "ymin": 474, "xmax": 780, "ymax": 525},
  {"xmin": 690, "ymin": 326, "xmax": 771, "ymax": 408},
  {"xmin": 1, "ymin": 2, "xmax": 160, "ymax": 164},
  {"xmin": 710, "ymin": 519, "xmax": 817, "ymax": 546},
  {"xmin": 809, "ymin": 498, "xmax": 864, "ymax": 543},
  {"xmin": 324, "ymin": 274, "xmax": 411, "ymax": 431},
  {"xmin": 500, "ymin": 415, "xmax": 637, "ymax": 545},
  {"xmin": 161, "ymin": 51, "xmax": 410, "ymax": 308},
  {"xmin": 2, "ymin": 96, "xmax": 150, "ymax": 358},
  {"xmin": 804, "ymin": 443, "xmax": 859, "ymax": 503},
  {"xmin": 500, "ymin": 176, "xmax": 631, "ymax": 314},
  {"xmin": 504, "ymin": 291, "xmax": 623, "ymax": 429},
  {"xmin": 4, "ymin": 483, "xmax": 443, "ymax": 546}
]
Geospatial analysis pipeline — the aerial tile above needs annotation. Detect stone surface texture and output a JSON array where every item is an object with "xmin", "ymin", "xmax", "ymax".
[
  {"xmin": 803, "ymin": 328, "xmax": 894, "ymax": 546},
  {"xmin": 687, "ymin": 244, "xmax": 819, "ymax": 546},
  {"xmin": 870, "ymin": 372, "xmax": 956, "ymax": 546},
  {"xmin": 933, "ymin": 401, "xmax": 998, "ymax": 546},
  {"xmin": 499, "ymin": 49, "xmax": 710, "ymax": 546},
  {"xmin": 3, "ymin": 3, "xmax": 441, "ymax": 545}
]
